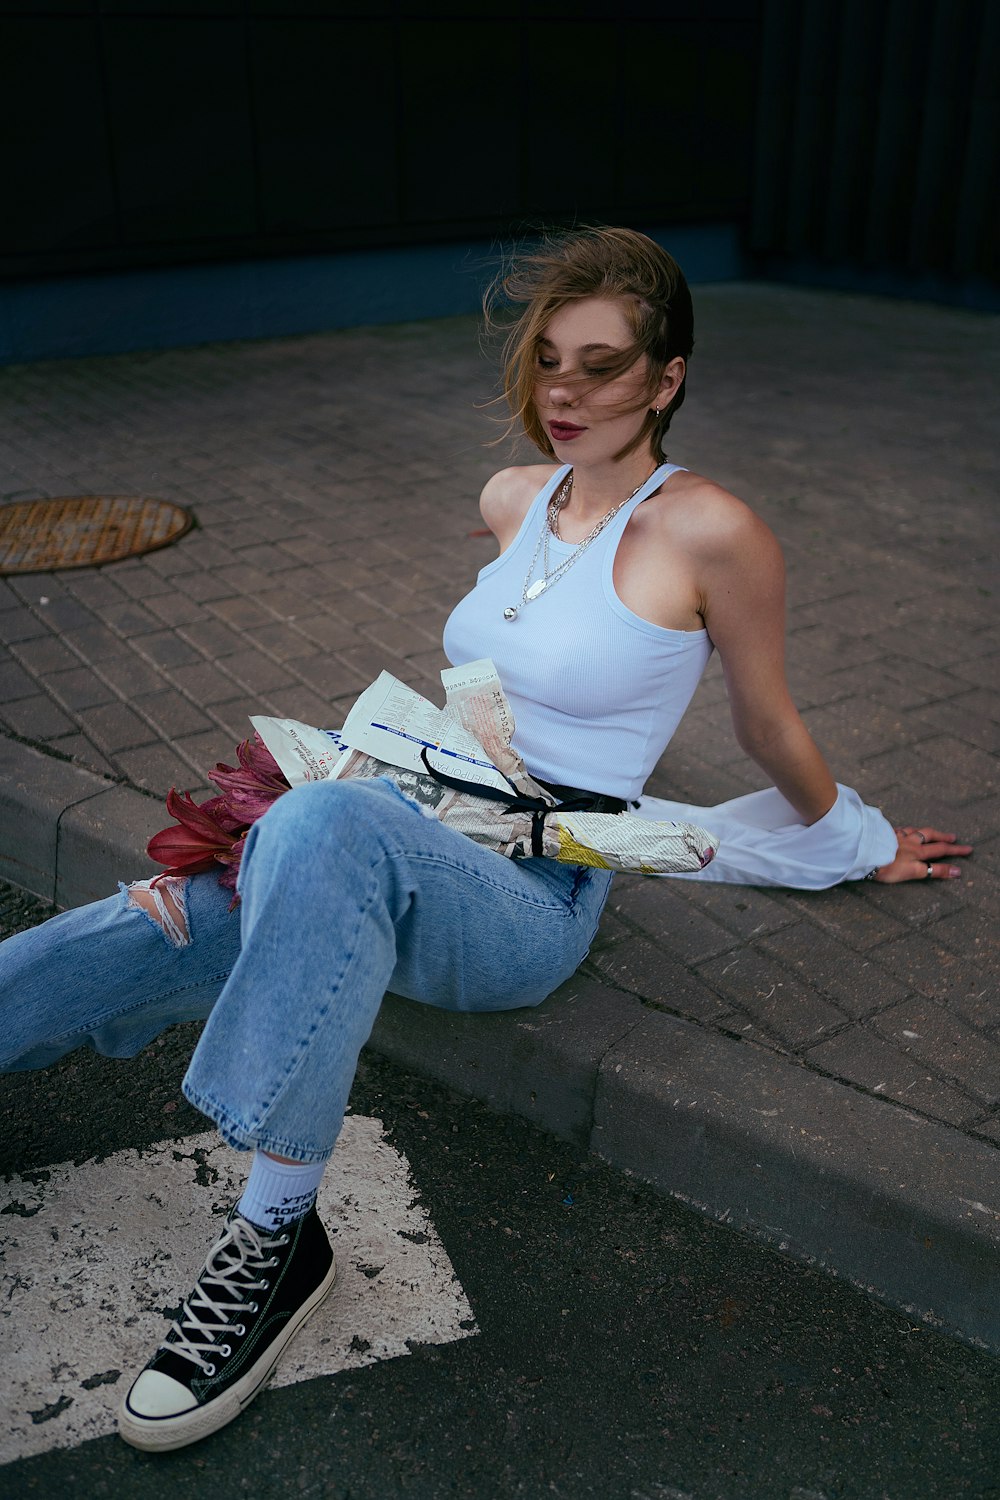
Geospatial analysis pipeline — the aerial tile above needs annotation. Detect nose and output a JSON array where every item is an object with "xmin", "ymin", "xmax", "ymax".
[{"xmin": 547, "ymin": 376, "xmax": 576, "ymax": 408}]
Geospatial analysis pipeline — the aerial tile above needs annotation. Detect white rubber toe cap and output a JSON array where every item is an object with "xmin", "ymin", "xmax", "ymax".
[{"xmin": 126, "ymin": 1369, "xmax": 197, "ymax": 1418}]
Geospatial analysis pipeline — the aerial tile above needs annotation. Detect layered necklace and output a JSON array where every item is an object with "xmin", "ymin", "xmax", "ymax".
[{"xmin": 502, "ymin": 468, "xmax": 655, "ymax": 622}]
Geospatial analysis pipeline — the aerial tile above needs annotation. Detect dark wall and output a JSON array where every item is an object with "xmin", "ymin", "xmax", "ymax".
[
  {"xmin": 751, "ymin": 0, "xmax": 998, "ymax": 285},
  {"xmin": 0, "ymin": 1, "xmax": 759, "ymax": 282}
]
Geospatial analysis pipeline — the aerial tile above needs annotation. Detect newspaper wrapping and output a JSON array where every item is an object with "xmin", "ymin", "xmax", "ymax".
[{"xmin": 251, "ymin": 660, "xmax": 718, "ymax": 875}]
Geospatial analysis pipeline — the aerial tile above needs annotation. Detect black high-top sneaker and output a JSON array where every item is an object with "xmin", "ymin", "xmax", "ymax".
[{"xmin": 119, "ymin": 1205, "xmax": 336, "ymax": 1451}]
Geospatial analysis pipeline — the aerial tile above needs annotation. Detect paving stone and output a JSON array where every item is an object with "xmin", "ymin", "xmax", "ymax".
[
  {"xmin": 134, "ymin": 629, "xmax": 203, "ymax": 669},
  {"xmin": 799, "ymin": 697, "xmax": 916, "ymax": 769},
  {"xmin": 46, "ymin": 732, "xmax": 117, "ymax": 777},
  {"xmin": 29, "ymin": 596, "xmax": 98, "ymax": 633},
  {"xmin": 208, "ymin": 565, "xmax": 275, "ymax": 599},
  {"xmin": 174, "ymin": 569, "xmax": 242, "ymax": 604},
  {"xmin": 265, "ymin": 684, "xmax": 343, "ymax": 728},
  {"xmin": 757, "ymin": 921, "xmax": 912, "ymax": 1017},
  {"xmin": 1, "ymin": 693, "xmax": 77, "ymax": 740},
  {"xmin": 132, "ymin": 688, "xmax": 214, "ymax": 739},
  {"xmin": 85, "ymin": 701, "xmax": 158, "ymax": 754},
  {"xmin": 585, "ymin": 937, "xmax": 735, "ymax": 1025},
  {"xmin": 0, "ymin": 659, "xmax": 38, "ymax": 702},
  {"xmin": 871, "ymin": 931, "xmax": 972, "ymax": 1004},
  {"xmin": 909, "ymin": 695, "xmax": 1000, "ymax": 756},
  {"xmin": 695, "ymin": 947, "xmax": 847, "ymax": 1050},
  {"xmin": 869, "ymin": 999, "xmax": 1000, "ymax": 1108},
  {"xmin": 861, "ymin": 744, "xmax": 991, "ymax": 804},
  {"xmin": 70, "ymin": 622, "xmax": 132, "ymax": 664},
  {"xmin": 216, "ymin": 647, "xmax": 295, "ymax": 695},
  {"xmin": 98, "ymin": 599, "xmax": 163, "ymax": 636},
  {"xmin": 176, "ymin": 617, "xmax": 245, "ymax": 659},
  {"xmin": 207, "ymin": 594, "xmax": 280, "ymax": 629},
  {"xmin": 172, "ymin": 726, "xmax": 246, "ymax": 775},
  {"xmin": 64, "ymin": 574, "xmax": 132, "ymax": 610},
  {"xmin": 658, "ymin": 880, "xmax": 799, "ymax": 942},
  {"xmin": 805, "ymin": 1027, "xmax": 980, "ymax": 1128},
  {"xmin": 253, "ymin": 585, "xmax": 323, "ymax": 619},
  {"xmin": 143, "ymin": 592, "xmax": 211, "ymax": 627},
  {"xmin": 161, "ymin": 660, "xmax": 247, "ymax": 707},
  {"xmin": 10, "ymin": 633, "xmax": 81, "ymax": 674},
  {"xmin": 330, "ymin": 642, "xmax": 410, "ymax": 686},
  {"xmin": 43, "ymin": 666, "xmax": 117, "ymax": 711},
  {"xmin": 89, "ymin": 652, "xmax": 173, "ymax": 699},
  {"xmin": 821, "ymin": 657, "xmax": 969, "ymax": 712},
  {"xmin": 609, "ymin": 876, "xmax": 740, "ymax": 965},
  {"xmin": 783, "ymin": 882, "xmax": 920, "ymax": 949},
  {"xmin": 360, "ymin": 613, "xmax": 439, "ymax": 659},
  {"xmin": 115, "ymin": 742, "xmax": 205, "ymax": 796},
  {"xmin": 290, "ymin": 612, "xmax": 362, "ymax": 653}
]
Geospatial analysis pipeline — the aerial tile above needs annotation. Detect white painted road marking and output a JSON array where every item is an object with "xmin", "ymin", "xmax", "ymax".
[{"xmin": 0, "ymin": 1116, "xmax": 477, "ymax": 1464}]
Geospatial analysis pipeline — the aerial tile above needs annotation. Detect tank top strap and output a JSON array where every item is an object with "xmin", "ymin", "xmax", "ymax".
[{"xmin": 606, "ymin": 460, "xmax": 687, "ymax": 534}]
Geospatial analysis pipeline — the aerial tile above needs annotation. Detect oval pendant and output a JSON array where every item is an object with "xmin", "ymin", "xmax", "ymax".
[
  {"xmin": 503, "ymin": 606, "xmax": 518, "ymax": 621},
  {"xmin": 525, "ymin": 579, "xmax": 547, "ymax": 601}
]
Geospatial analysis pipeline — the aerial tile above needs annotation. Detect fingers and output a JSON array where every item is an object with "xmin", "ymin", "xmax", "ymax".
[
  {"xmin": 895, "ymin": 828, "xmax": 973, "ymax": 860},
  {"xmin": 874, "ymin": 854, "xmax": 965, "ymax": 884},
  {"xmin": 915, "ymin": 839, "xmax": 974, "ymax": 860}
]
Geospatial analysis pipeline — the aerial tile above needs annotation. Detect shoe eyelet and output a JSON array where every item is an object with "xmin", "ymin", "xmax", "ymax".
[
  {"xmin": 219, "ymin": 1344, "xmax": 232, "ymax": 1357},
  {"xmin": 260, "ymin": 1280, "xmax": 270, "ymax": 1292},
  {"xmin": 278, "ymin": 1234, "xmax": 290, "ymax": 1246},
  {"xmin": 267, "ymin": 1256, "xmax": 279, "ymax": 1267},
  {"xmin": 234, "ymin": 1324, "xmax": 245, "ymax": 1336},
  {"xmin": 247, "ymin": 1302, "xmax": 258, "ymax": 1314},
  {"xmin": 204, "ymin": 1363, "xmax": 216, "ymax": 1377}
]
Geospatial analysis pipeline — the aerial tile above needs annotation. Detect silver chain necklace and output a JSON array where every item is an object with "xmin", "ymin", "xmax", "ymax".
[{"xmin": 502, "ymin": 469, "xmax": 653, "ymax": 622}]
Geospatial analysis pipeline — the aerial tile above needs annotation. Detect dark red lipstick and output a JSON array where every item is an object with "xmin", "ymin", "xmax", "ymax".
[{"xmin": 549, "ymin": 420, "xmax": 587, "ymax": 442}]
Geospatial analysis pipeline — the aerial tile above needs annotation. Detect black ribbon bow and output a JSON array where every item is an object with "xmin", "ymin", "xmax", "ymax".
[{"xmin": 419, "ymin": 747, "xmax": 607, "ymax": 857}]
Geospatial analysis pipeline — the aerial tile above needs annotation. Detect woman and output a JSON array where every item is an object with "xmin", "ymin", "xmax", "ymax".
[{"xmin": 0, "ymin": 227, "xmax": 970, "ymax": 1452}]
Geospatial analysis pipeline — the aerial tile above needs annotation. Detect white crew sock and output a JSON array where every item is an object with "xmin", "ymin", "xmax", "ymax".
[{"xmin": 236, "ymin": 1152, "xmax": 328, "ymax": 1232}]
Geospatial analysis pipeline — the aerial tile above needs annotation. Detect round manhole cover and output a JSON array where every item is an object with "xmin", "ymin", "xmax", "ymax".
[{"xmin": 0, "ymin": 495, "xmax": 194, "ymax": 575}]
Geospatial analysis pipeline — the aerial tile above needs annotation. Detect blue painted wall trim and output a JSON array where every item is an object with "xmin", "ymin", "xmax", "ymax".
[{"xmin": 0, "ymin": 226, "xmax": 745, "ymax": 366}]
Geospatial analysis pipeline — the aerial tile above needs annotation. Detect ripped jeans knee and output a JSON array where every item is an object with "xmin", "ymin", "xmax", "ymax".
[{"xmin": 125, "ymin": 876, "xmax": 191, "ymax": 947}]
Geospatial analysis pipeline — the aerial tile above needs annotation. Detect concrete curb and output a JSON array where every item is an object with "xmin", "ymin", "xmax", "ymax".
[{"xmin": 3, "ymin": 733, "xmax": 998, "ymax": 1358}]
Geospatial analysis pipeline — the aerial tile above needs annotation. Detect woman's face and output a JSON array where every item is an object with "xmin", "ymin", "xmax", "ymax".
[{"xmin": 533, "ymin": 297, "xmax": 660, "ymax": 465}]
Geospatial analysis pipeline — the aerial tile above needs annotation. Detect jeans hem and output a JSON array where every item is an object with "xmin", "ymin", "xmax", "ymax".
[{"xmin": 181, "ymin": 1079, "xmax": 335, "ymax": 1164}]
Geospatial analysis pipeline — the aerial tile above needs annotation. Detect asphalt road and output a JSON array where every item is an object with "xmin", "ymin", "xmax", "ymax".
[{"xmin": 3, "ymin": 882, "xmax": 1000, "ymax": 1500}]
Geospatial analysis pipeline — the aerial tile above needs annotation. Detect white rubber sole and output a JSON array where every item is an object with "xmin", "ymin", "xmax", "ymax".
[{"xmin": 118, "ymin": 1257, "xmax": 337, "ymax": 1452}]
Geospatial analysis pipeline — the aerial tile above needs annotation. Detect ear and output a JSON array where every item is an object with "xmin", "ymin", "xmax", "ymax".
[{"xmin": 651, "ymin": 357, "xmax": 685, "ymax": 412}]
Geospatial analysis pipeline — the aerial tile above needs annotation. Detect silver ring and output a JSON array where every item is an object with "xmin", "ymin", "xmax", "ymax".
[
  {"xmin": 926, "ymin": 862, "xmax": 934, "ymax": 878},
  {"xmin": 917, "ymin": 832, "xmax": 927, "ymax": 844}
]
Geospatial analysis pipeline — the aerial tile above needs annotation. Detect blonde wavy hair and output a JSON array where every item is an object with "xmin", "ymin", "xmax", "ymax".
[{"xmin": 485, "ymin": 226, "xmax": 694, "ymax": 462}]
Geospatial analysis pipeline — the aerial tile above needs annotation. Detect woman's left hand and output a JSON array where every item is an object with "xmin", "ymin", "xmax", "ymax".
[{"xmin": 873, "ymin": 826, "xmax": 974, "ymax": 883}]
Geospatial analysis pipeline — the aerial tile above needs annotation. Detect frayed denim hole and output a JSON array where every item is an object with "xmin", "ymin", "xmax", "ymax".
[{"xmin": 123, "ymin": 877, "xmax": 191, "ymax": 949}]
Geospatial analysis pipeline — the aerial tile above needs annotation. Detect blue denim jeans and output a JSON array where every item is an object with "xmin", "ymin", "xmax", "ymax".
[{"xmin": 1, "ymin": 779, "xmax": 612, "ymax": 1162}]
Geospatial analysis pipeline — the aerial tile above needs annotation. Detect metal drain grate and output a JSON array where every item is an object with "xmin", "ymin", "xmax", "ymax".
[{"xmin": 0, "ymin": 495, "xmax": 194, "ymax": 575}]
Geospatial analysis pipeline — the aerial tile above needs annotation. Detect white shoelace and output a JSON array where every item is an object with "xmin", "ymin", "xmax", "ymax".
[{"xmin": 162, "ymin": 1216, "xmax": 288, "ymax": 1375}]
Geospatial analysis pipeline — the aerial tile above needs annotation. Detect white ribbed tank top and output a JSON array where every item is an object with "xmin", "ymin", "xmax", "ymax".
[{"xmin": 443, "ymin": 463, "xmax": 714, "ymax": 800}]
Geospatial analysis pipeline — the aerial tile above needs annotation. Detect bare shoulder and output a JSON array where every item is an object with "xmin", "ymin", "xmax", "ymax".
[
  {"xmin": 659, "ymin": 469, "xmax": 784, "ymax": 573},
  {"xmin": 480, "ymin": 464, "xmax": 558, "ymax": 537}
]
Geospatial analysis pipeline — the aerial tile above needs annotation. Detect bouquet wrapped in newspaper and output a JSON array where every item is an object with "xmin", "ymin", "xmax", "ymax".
[{"xmin": 252, "ymin": 659, "xmax": 718, "ymax": 875}]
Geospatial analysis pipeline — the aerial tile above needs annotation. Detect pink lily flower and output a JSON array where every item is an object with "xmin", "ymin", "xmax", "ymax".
[
  {"xmin": 147, "ymin": 789, "xmax": 245, "ymax": 879},
  {"xmin": 207, "ymin": 734, "xmax": 290, "ymax": 823}
]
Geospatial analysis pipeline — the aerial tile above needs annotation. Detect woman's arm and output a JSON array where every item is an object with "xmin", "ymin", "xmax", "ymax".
[
  {"xmin": 696, "ymin": 496, "xmax": 972, "ymax": 879},
  {"xmin": 698, "ymin": 501, "xmax": 836, "ymax": 825}
]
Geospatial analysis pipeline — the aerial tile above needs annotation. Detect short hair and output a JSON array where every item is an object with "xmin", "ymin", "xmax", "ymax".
[{"xmin": 486, "ymin": 226, "xmax": 694, "ymax": 461}]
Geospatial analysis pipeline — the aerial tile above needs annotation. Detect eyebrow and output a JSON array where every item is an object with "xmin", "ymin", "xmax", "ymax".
[{"xmin": 537, "ymin": 337, "xmax": 621, "ymax": 352}]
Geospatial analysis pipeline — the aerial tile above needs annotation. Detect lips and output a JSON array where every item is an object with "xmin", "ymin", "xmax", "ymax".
[{"xmin": 549, "ymin": 421, "xmax": 587, "ymax": 441}]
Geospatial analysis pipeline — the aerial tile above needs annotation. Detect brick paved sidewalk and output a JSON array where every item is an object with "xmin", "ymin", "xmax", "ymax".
[{"xmin": 1, "ymin": 287, "xmax": 998, "ymax": 1165}]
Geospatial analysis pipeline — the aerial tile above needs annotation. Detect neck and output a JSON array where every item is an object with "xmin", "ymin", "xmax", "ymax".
[{"xmin": 561, "ymin": 452, "xmax": 661, "ymax": 523}]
